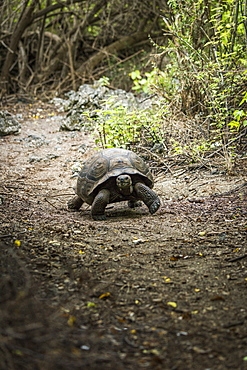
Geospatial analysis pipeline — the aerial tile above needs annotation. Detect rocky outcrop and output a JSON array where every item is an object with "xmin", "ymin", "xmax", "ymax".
[
  {"xmin": 0, "ymin": 111, "xmax": 21, "ymax": 136},
  {"xmin": 52, "ymin": 82, "xmax": 156, "ymax": 131}
]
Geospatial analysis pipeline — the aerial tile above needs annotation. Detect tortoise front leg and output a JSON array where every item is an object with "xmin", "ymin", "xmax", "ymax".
[
  {"xmin": 134, "ymin": 182, "xmax": 160, "ymax": 214},
  {"xmin": 91, "ymin": 189, "xmax": 110, "ymax": 220},
  {"xmin": 68, "ymin": 196, "xmax": 84, "ymax": 210}
]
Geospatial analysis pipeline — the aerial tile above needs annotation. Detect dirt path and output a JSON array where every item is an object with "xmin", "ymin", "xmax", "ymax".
[{"xmin": 0, "ymin": 104, "xmax": 247, "ymax": 370}]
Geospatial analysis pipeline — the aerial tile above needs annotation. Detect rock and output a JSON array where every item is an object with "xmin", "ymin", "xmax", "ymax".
[
  {"xmin": 22, "ymin": 134, "xmax": 49, "ymax": 147},
  {"xmin": 60, "ymin": 114, "xmax": 92, "ymax": 131},
  {"xmin": 151, "ymin": 142, "xmax": 167, "ymax": 154},
  {"xmin": 28, "ymin": 156, "xmax": 43, "ymax": 163},
  {"xmin": 45, "ymin": 153, "xmax": 60, "ymax": 160},
  {"xmin": 57, "ymin": 81, "xmax": 159, "ymax": 131},
  {"xmin": 0, "ymin": 111, "xmax": 21, "ymax": 136}
]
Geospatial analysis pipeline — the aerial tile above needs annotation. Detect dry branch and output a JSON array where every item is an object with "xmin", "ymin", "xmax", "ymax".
[{"xmin": 77, "ymin": 30, "xmax": 153, "ymax": 78}]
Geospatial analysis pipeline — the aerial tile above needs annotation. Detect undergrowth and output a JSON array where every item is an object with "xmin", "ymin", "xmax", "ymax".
[
  {"xmin": 95, "ymin": 105, "xmax": 165, "ymax": 150},
  {"xmin": 95, "ymin": 0, "xmax": 247, "ymax": 171}
]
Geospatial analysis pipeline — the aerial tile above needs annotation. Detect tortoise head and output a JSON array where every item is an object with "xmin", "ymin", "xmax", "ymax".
[{"xmin": 116, "ymin": 174, "xmax": 133, "ymax": 195}]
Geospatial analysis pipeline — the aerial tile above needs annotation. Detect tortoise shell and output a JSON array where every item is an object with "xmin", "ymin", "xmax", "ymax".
[{"xmin": 76, "ymin": 148, "xmax": 154, "ymax": 204}]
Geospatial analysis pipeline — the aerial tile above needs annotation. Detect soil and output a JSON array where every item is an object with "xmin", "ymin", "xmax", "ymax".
[{"xmin": 0, "ymin": 101, "xmax": 247, "ymax": 370}]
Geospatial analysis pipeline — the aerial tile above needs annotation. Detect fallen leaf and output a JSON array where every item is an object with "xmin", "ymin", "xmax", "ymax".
[
  {"xmin": 193, "ymin": 346, "xmax": 209, "ymax": 354},
  {"xmin": 170, "ymin": 256, "xmax": 178, "ymax": 261},
  {"xmin": 67, "ymin": 315, "xmax": 76, "ymax": 327},
  {"xmin": 182, "ymin": 312, "xmax": 192, "ymax": 319},
  {"xmin": 163, "ymin": 277, "xmax": 171, "ymax": 282},
  {"xmin": 71, "ymin": 347, "xmax": 81, "ymax": 355},
  {"xmin": 150, "ymin": 349, "xmax": 161, "ymax": 356},
  {"xmin": 98, "ymin": 292, "xmax": 111, "ymax": 299},
  {"xmin": 49, "ymin": 240, "xmax": 60, "ymax": 246},
  {"xmin": 87, "ymin": 302, "xmax": 96, "ymax": 308},
  {"xmin": 167, "ymin": 301, "xmax": 177, "ymax": 308},
  {"xmin": 210, "ymin": 295, "xmax": 225, "ymax": 301},
  {"xmin": 14, "ymin": 240, "xmax": 21, "ymax": 247}
]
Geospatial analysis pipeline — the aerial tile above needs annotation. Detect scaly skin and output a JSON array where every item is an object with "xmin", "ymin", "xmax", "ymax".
[
  {"xmin": 91, "ymin": 189, "xmax": 110, "ymax": 220},
  {"xmin": 134, "ymin": 182, "xmax": 161, "ymax": 214},
  {"xmin": 68, "ymin": 196, "xmax": 84, "ymax": 210},
  {"xmin": 91, "ymin": 181, "xmax": 160, "ymax": 220}
]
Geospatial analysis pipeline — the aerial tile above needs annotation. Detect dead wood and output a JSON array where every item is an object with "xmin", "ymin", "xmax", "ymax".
[{"xmin": 76, "ymin": 30, "xmax": 154, "ymax": 79}]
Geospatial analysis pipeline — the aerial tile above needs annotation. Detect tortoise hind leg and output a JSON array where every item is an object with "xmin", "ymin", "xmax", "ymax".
[
  {"xmin": 91, "ymin": 189, "xmax": 110, "ymax": 221},
  {"xmin": 128, "ymin": 200, "xmax": 142, "ymax": 208},
  {"xmin": 68, "ymin": 196, "xmax": 84, "ymax": 210},
  {"xmin": 134, "ymin": 182, "xmax": 160, "ymax": 214}
]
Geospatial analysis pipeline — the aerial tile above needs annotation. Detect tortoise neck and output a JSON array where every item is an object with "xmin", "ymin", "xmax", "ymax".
[{"xmin": 119, "ymin": 184, "xmax": 133, "ymax": 196}]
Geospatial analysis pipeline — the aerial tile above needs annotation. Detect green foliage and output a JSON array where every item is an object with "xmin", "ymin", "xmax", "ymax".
[
  {"xmin": 161, "ymin": 0, "xmax": 246, "ymax": 105},
  {"xmin": 129, "ymin": 70, "xmax": 157, "ymax": 93},
  {"xmin": 98, "ymin": 0, "xmax": 245, "ymax": 171},
  {"xmin": 228, "ymin": 107, "xmax": 247, "ymax": 132},
  {"xmin": 139, "ymin": 0, "xmax": 247, "ymax": 168},
  {"xmin": 98, "ymin": 76, "xmax": 110, "ymax": 87},
  {"xmin": 170, "ymin": 138, "xmax": 219, "ymax": 161},
  {"xmin": 95, "ymin": 106, "xmax": 165, "ymax": 149}
]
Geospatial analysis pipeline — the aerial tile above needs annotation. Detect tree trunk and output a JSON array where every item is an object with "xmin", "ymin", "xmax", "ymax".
[{"xmin": 0, "ymin": 0, "xmax": 37, "ymax": 96}]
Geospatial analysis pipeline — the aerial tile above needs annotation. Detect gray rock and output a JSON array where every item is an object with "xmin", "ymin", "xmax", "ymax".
[
  {"xmin": 22, "ymin": 134, "xmax": 49, "ymax": 147},
  {"xmin": 46, "ymin": 153, "xmax": 60, "ymax": 160},
  {"xmin": 0, "ymin": 111, "xmax": 21, "ymax": 136},
  {"xmin": 28, "ymin": 156, "xmax": 42, "ymax": 163},
  {"xmin": 58, "ymin": 82, "xmax": 159, "ymax": 131}
]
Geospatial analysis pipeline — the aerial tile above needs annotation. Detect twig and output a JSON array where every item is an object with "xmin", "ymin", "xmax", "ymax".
[
  {"xmin": 196, "ymin": 130, "xmax": 247, "ymax": 170},
  {"xmin": 93, "ymin": 49, "xmax": 144, "ymax": 78},
  {"xmin": 0, "ymin": 234, "xmax": 14, "ymax": 239},
  {"xmin": 0, "ymin": 342, "xmax": 15, "ymax": 370},
  {"xmin": 67, "ymin": 39, "xmax": 76, "ymax": 91},
  {"xmin": 0, "ymin": 230, "xmax": 27, "ymax": 238},
  {"xmin": 139, "ymin": 94, "xmax": 157, "ymax": 103},
  {"xmin": 124, "ymin": 336, "xmax": 139, "ymax": 348},
  {"xmin": 226, "ymin": 254, "xmax": 247, "ymax": 263},
  {"xmin": 138, "ymin": 146, "xmax": 173, "ymax": 174},
  {"xmin": 1, "ymin": 186, "xmax": 74, "ymax": 197},
  {"xmin": 44, "ymin": 198, "xmax": 59, "ymax": 209},
  {"xmin": 0, "ymin": 40, "xmax": 14, "ymax": 53},
  {"xmin": 212, "ymin": 182, "xmax": 247, "ymax": 197},
  {"xmin": 33, "ymin": 193, "xmax": 74, "ymax": 197}
]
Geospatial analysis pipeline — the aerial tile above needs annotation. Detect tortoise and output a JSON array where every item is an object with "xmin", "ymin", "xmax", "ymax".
[{"xmin": 68, "ymin": 148, "xmax": 161, "ymax": 220}]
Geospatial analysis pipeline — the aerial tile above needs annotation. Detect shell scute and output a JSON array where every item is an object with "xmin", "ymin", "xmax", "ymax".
[{"xmin": 86, "ymin": 155, "xmax": 109, "ymax": 181}]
